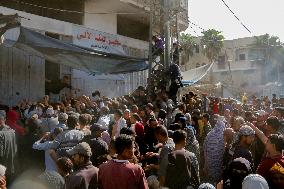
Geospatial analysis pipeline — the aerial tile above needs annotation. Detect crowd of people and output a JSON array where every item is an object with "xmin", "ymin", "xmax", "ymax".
[{"xmin": 0, "ymin": 87, "xmax": 284, "ymax": 189}]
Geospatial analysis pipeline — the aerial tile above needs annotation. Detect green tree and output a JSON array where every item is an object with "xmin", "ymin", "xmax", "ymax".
[
  {"xmin": 179, "ymin": 33, "xmax": 197, "ymax": 57},
  {"xmin": 253, "ymin": 33, "xmax": 282, "ymax": 47},
  {"xmin": 200, "ymin": 29, "xmax": 224, "ymax": 62}
]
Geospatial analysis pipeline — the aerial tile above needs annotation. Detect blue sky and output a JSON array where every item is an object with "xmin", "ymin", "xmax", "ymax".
[{"xmin": 186, "ymin": 0, "xmax": 284, "ymax": 41}]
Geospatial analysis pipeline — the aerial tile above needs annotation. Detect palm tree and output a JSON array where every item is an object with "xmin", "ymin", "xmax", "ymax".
[
  {"xmin": 200, "ymin": 29, "xmax": 224, "ymax": 84},
  {"xmin": 180, "ymin": 33, "xmax": 197, "ymax": 56},
  {"xmin": 179, "ymin": 33, "xmax": 197, "ymax": 65},
  {"xmin": 200, "ymin": 29, "xmax": 224, "ymax": 62}
]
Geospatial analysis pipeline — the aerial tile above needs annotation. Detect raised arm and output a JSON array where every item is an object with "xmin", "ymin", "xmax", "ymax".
[{"xmin": 246, "ymin": 122, "xmax": 268, "ymax": 144}]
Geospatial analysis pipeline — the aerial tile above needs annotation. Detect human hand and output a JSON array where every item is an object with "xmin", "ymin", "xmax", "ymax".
[
  {"xmin": 0, "ymin": 176, "xmax": 6, "ymax": 189},
  {"xmin": 41, "ymin": 132, "xmax": 50, "ymax": 140},
  {"xmin": 217, "ymin": 180, "xmax": 223, "ymax": 189}
]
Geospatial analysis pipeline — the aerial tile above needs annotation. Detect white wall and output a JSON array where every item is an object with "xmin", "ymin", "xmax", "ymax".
[
  {"xmin": 71, "ymin": 70, "xmax": 125, "ymax": 98},
  {"xmin": 0, "ymin": 6, "xmax": 73, "ymax": 35},
  {"xmin": 84, "ymin": 1, "xmax": 117, "ymax": 34}
]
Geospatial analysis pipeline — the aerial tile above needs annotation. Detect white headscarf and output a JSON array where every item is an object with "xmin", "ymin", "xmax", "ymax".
[{"xmin": 242, "ymin": 174, "xmax": 269, "ymax": 189}]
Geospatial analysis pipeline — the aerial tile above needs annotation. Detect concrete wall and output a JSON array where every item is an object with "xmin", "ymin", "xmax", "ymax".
[
  {"xmin": 0, "ymin": 6, "xmax": 73, "ymax": 35},
  {"xmin": 0, "ymin": 6, "xmax": 149, "ymax": 102},
  {"xmin": 0, "ymin": 47, "xmax": 45, "ymax": 106},
  {"xmin": 84, "ymin": 1, "xmax": 117, "ymax": 34}
]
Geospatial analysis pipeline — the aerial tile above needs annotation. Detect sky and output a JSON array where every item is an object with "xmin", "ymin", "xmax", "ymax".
[{"xmin": 186, "ymin": 0, "xmax": 284, "ymax": 41}]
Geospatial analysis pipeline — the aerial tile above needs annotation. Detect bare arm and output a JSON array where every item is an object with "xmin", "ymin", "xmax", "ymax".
[{"xmin": 246, "ymin": 122, "xmax": 268, "ymax": 144}]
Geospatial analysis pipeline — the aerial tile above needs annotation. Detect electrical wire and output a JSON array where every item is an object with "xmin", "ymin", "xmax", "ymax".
[
  {"xmin": 0, "ymin": 0, "xmax": 147, "ymax": 15},
  {"xmin": 188, "ymin": 25, "xmax": 200, "ymax": 36},
  {"xmin": 219, "ymin": 0, "xmax": 252, "ymax": 34},
  {"xmin": 188, "ymin": 20, "xmax": 205, "ymax": 31}
]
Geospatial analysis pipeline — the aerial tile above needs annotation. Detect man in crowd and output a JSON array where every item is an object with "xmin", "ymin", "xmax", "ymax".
[
  {"xmin": 111, "ymin": 109, "xmax": 126, "ymax": 139},
  {"xmin": 45, "ymin": 75, "xmax": 72, "ymax": 103},
  {"xmin": 98, "ymin": 134, "xmax": 148, "ymax": 189},
  {"xmin": 0, "ymin": 113, "xmax": 17, "ymax": 182},
  {"xmin": 165, "ymin": 130, "xmax": 200, "ymax": 189},
  {"xmin": 66, "ymin": 142, "xmax": 98, "ymax": 189},
  {"xmin": 231, "ymin": 125, "xmax": 256, "ymax": 169}
]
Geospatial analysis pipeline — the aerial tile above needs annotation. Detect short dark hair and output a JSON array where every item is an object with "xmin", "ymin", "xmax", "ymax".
[
  {"xmin": 120, "ymin": 127, "xmax": 136, "ymax": 136},
  {"xmin": 158, "ymin": 109, "xmax": 167, "ymax": 120},
  {"xmin": 154, "ymin": 125, "xmax": 168, "ymax": 138},
  {"xmin": 114, "ymin": 109, "xmax": 123, "ymax": 117},
  {"xmin": 202, "ymin": 113, "xmax": 210, "ymax": 121},
  {"xmin": 79, "ymin": 114, "xmax": 90, "ymax": 126},
  {"xmin": 172, "ymin": 130, "xmax": 187, "ymax": 144},
  {"xmin": 267, "ymin": 116, "xmax": 280, "ymax": 130},
  {"xmin": 115, "ymin": 134, "xmax": 134, "ymax": 155},
  {"xmin": 56, "ymin": 157, "xmax": 73, "ymax": 175},
  {"xmin": 67, "ymin": 115, "xmax": 79, "ymax": 129},
  {"xmin": 131, "ymin": 113, "xmax": 142, "ymax": 122},
  {"xmin": 131, "ymin": 105, "xmax": 138, "ymax": 112},
  {"xmin": 92, "ymin": 91, "xmax": 100, "ymax": 97},
  {"xmin": 269, "ymin": 134, "xmax": 284, "ymax": 152}
]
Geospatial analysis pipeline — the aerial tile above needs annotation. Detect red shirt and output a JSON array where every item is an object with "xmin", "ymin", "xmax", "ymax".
[
  {"xmin": 257, "ymin": 154, "xmax": 284, "ymax": 179},
  {"xmin": 134, "ymin": 122, "xmax": 145, "ymax": 139},
  {"xmin": 98, "ymin": 160, "xmax": 148, "ymax": 189},
  {"xmin": 213, "ymin": 103, "xmax": 219, "ymax": 114},
  {"xmin": 6, "ymin": 110, "xmax": 25, "ymax": 136}
]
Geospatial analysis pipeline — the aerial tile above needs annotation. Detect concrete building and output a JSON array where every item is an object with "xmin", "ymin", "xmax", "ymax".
[
  {"xmin": 182, "ymin": 36, "xmax": 283, "ymax": 97},
  {"xmin": 0, "ymin": 0, "xmax": 189, "ymax": 105}
]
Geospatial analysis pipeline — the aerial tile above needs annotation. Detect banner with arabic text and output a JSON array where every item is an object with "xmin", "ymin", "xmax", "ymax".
[{"xmin": 72, "ymin": 25, "xmax": 126, "ymax": 56}]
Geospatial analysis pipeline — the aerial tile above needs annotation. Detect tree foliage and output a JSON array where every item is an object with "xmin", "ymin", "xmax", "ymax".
[
  {"xmin": 200, "ymin": 29, "xmax": 224, "ymax": 62},
  {"xmin": 179, "ymin": 33, "xmax": 197, "ymax": 57},
  {"xmin": 253, "ymin": 34, "xmax": 282, "ymax": 47}
]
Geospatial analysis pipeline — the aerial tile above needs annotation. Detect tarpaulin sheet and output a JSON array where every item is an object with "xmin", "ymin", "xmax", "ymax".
[
  {"xmin": 182, "ymin": 63, "xmax": 214, "ymax": 85},
  {"xmin": 6, "ymin": 26, "xmax": 148, "ymax": 74}
]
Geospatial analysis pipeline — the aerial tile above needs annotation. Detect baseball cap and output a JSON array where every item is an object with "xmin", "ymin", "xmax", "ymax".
[
  {"xmin": 239, "ymin": 125, "xmax": 255, "ymax": 136},
  {"xmin": 67, "ymin": 142, "xmax": 92, "ymax": 157},
  {"xmin": 58, "ymin": 113, "xmax": 68, "ymax": 121}
]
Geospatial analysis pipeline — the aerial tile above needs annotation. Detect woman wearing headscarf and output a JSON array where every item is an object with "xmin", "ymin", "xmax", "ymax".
[
  {"xmin": 223, "ymin": 158, "xmax": 252, "ymax": 189},
  {"xmin": 185, "ymin": 124, "xmax": 200, "ymax": 165},
  {"xmin": 199, "ymin": 183, "xmax": 216, "ymax": 189},
  {"xmin": 203, "ymin": 116, "xmax": 226, "ymax": 184},
  {"xmin": 242, "ymin": 174, "xmax": 269, "ymax": 189}
]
